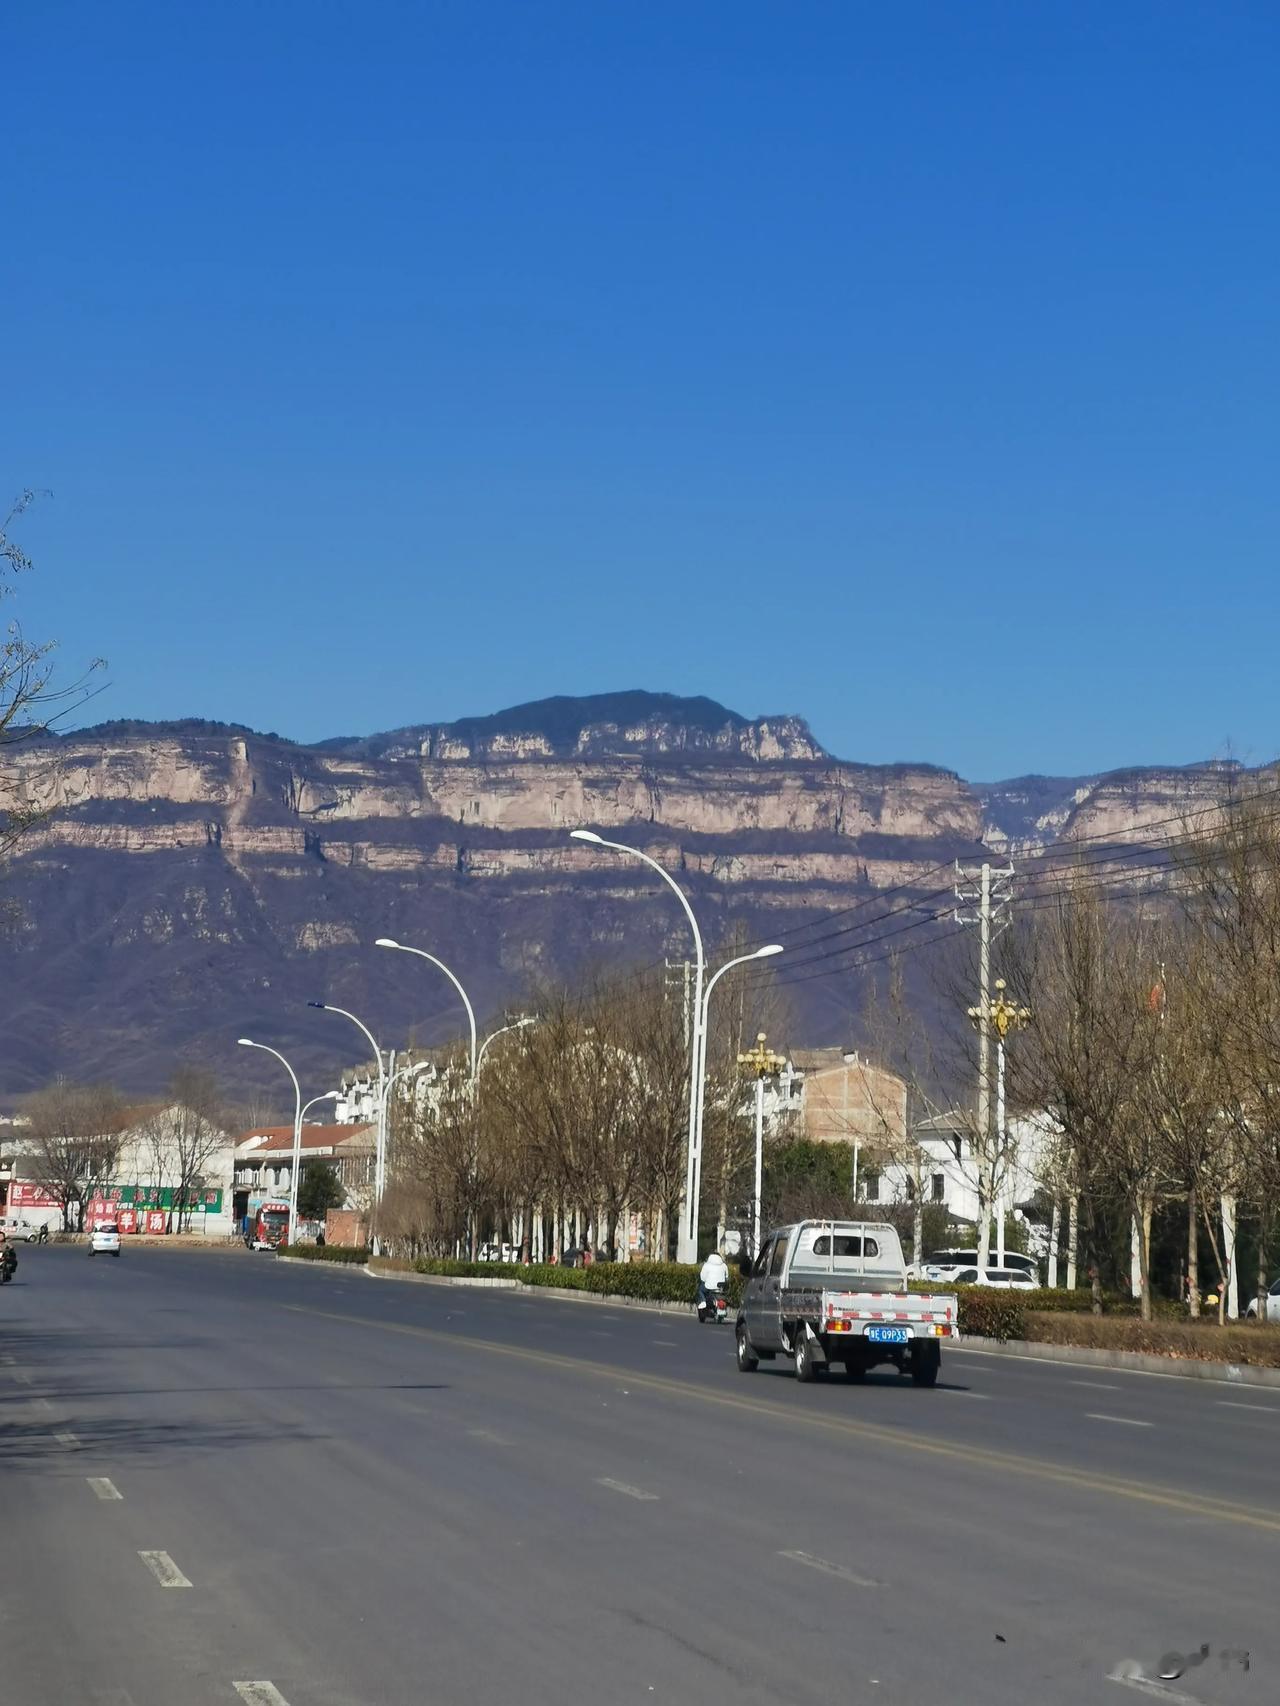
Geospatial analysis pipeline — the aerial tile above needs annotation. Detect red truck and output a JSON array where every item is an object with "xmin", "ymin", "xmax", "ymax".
[{"xmin": 245, "ymin": 1199, "xmax": 293, "ymax": 1251}]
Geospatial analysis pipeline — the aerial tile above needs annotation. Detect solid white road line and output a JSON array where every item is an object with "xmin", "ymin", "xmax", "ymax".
[
  {"xmin": 1087, "ymin": 1413, "xmax": 1153, "ymax": 1428},
  {"xmin": 87, "ymin": 1477, "xmax": 122, "ymax": 1501},
  {"xmin": 779, "ymin": 1549, "xmax": 879, "ymax": 1588},
  {"xmin": 596, "ymin": 1477, "xmax": 659, "ymax": 1501},
  {"xmin": 234, "ymin": 1686, "xmax": 292, "ymax": 1705},
  {"xmin": 138, "ymin": 1550, "xmax": 192, "ymax": 1588}
]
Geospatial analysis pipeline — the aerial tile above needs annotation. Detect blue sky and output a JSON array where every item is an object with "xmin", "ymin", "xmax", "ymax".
[{"xmin": 3, "ymin": 1, "xmax": 1277, "ymax": 779}]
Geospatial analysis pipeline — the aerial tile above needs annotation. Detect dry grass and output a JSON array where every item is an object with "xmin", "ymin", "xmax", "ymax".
[{"xmin": 1025, "ymin": 1310, "xmax": 1280, "ymax": 1367}]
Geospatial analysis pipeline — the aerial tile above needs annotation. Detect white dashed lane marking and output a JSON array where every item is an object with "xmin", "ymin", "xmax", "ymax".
[
  {"xmin": 1086, "ymin": 1413, "xmax": 1153, "ymax": 1428},
  {"xmin": 56, "ymin": 1432, "xmax": 80, "ymax": 1449},
  {"xmin": 779, "ymin": 1549, "xmax": 879, "ymax": 1588},
  {"xmin": 1216, "ymin": 1400, "xmax": 1280, "ymax": 1413},
  {"xmin": 234, "ymin": 1686, "xmax": 292, "ymax": 1705},
  {"xmin": 596, "ymin": 1477, "xmax": 659, "ymax": 1501},
  {"xmin": 138, "ymin": 1550, "xmax": 192, "ymax": 1588},
  {"xmin": 87, "ymin": 1477, "xmax": 122, "ymax": 1501},
  {"xmin": 1070, "ymin": 1380, "xmax": 1121, "ymax": 1391}
]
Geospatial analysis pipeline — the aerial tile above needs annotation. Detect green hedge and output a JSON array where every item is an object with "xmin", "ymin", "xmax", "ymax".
[
  {"xmin": 282, "ymin": 1244, "xmax": 369, "ymax": 1264},
  {"xmin": 953, "ymin": 1290, "xmax": 1026, "ymax": 1341}
]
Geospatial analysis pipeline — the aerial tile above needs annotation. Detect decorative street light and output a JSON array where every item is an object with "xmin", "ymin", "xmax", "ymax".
[
  {"xmin": 737, "ymin": 1030, "xmax": 788, "ymax": 1258},
  {"xmin": 968, "ymin": 977, "xmax": 1032, "ymax": 1268},
  {"xmin": 570, "ymin": 828, "xmax": 705, "ymax": 1262}
]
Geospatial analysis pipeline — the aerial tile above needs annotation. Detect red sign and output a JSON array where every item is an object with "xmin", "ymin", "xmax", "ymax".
[
  {"xmin": 8, "ymin": 1181, "xmax": 61, "ymax": 1209},
  {"xmin": 145, "ymin": 1210, "xmax": 167, "ymax": 1235},
  {"xmin": 118, "ymin": 1207, "xmax": 139, "ymax": 1235}
]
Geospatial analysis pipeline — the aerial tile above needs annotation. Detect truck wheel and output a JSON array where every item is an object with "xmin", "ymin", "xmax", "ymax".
[
  {"xmin": 736, "ymin": 1323, "xmax": 759, "ymax": 1373},
  {"xmin": 794, "ymin": 1331, "xmax": 817, "ymax": 1383},
  {"xmin": 911, "ymin": 1345, "xmax": 940, "ymax": 1387}
]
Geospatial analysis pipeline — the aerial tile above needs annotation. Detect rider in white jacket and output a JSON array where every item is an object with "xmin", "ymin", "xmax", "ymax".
[{"xmin": 698, "ymin": 1249, "xmax": 729, "ymax": 1307}]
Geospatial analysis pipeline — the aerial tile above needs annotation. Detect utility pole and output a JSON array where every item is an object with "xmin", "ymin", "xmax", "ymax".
[{"xmin": 955, "ymin": 859, "xmax": 1014, "ymax": 1272}]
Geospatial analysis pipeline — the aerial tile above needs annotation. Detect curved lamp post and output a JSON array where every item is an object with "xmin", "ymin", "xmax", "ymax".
[
  {"xmin": 308, "ymin": 1001, "xmax": 387, "ymax": 1246},
  {"xmin": 237, "ymin": 1038, "xmax": 302, "ymax": 1247},
  {"xmin": 376, "ymin": 939, "xmax": 478, "ymax": 1083}
]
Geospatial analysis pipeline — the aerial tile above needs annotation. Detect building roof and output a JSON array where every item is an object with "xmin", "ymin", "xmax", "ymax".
[{"xmin": 233, "ymin": 1122, "xmax": 375, "ymax": 1157}]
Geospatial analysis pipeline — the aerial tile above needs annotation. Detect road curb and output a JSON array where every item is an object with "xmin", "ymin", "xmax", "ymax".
[{"xmin": 955, "ymin": 1334, "xmax": 1280, "ymax": 1388}]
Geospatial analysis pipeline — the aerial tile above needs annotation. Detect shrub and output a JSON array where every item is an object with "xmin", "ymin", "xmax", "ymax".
[
  {"xmin": 412, "ymin": 1257, "xmax": 523, "ymax": 1279},
  {"xmin": 283, "ymin": 1244, "xmax": 369, "ymax": 1264},
  {"xmin": 955, "ymin": 1290, "xmax": 1026, "ymax": 1341}
]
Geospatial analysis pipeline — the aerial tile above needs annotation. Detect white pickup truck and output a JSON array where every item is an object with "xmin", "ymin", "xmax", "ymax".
[{"xmin": 736, "ymin": 1219, "xmax": 958, "ymax": 1386}]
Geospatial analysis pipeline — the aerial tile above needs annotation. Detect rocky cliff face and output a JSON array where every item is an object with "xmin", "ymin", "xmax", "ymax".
[{"xmin": 0, "ymin": 692, "xmax": 1241, "ymax": 1096}]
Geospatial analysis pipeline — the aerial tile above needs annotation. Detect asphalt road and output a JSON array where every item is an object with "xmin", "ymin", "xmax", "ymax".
[{"xmin": 1, "ymin": 1248, "xmax": 1273, "ymax": 1706}]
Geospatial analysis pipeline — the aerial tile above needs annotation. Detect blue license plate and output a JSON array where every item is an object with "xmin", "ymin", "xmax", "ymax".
[{"xmin": 865, "ymin": 1326, "xmax": 909, "ymax": 1344}]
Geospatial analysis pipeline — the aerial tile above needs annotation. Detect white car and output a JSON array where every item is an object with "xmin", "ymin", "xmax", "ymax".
[
  {"xmin": 1245, "ymin": 1279, "xmax": 1280, "ymax": 1322},
  {"xmin": 919, "ymin": 1248, "xmax": 1040, "ymax": 1286},
  {"xmin": 943, "ymin": 1266, "xmax": 1037, "ymax": 1289},
  {"xmin": 3, "ymin": 1219, "xmax": 49, "ymax": 1244},
  {"xmin": 89, "ymin": 1223, "xmax": 121, "ymax": 1257}
]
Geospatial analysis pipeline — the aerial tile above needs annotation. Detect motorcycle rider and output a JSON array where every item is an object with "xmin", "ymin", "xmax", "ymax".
[{"xmin": 697, "ymin": 1247, "xmax": 729, "ymax": 1313}]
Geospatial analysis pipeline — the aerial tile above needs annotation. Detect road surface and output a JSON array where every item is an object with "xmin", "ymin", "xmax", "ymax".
[{"xmin": 0, "ymin": 1246, "xmax": 1270, "ymax": 1704}]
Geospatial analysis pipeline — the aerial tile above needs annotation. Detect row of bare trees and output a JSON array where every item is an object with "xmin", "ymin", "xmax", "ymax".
[
  {"xmin": 376, "ymin": 954, "xmax": 791, "ymax": 1261},
  {"xmin": 17, "ymin": 1067, "xmax": 227, "ymax": 1231},
  {"xmin": 992, "ymin": 780, "xmax": 1280, "ymax": 1319}
]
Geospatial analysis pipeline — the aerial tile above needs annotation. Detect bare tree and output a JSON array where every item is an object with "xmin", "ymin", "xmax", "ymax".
[{"xmin": 23, "ymin": 1082, "xmax": 127, "ymax": 1230}]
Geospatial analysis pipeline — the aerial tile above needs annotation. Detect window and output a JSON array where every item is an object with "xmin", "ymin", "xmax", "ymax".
[
  {"xmin": 1269, "ymin": 1279, "xmax": 1280, "ymax": 1297},
  {"xmin": 861, "ymin": 1173, "xmax": 880, "ymax": 1202},
  {"xmin": 812, "ymin": 1234, "xmax": 879, "ymax": 1260},
  {"xmin": 752, "ymin": 1241, "xmax": 772, "ymax": 1278},
  {"xmin": 769, "ymin": 1238, "xmax": 789, "ymax": 1277},
  {"xmin": 930, "ymin": 1174, "xmax": 946, "ymax": 1202},
  {"xmin": 953, "ymin": 1268, "xmax": 979, "ymax": 1283}
]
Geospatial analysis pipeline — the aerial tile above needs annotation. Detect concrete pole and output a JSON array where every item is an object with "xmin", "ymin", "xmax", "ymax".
[
  {"xmin": 753, "ymin": 1074, "xmax": 765, "ymax": 1257},
  {"xmin": 976, "ymin": 863, "xmax": 992, "ymax": 1270},
  {"xmin": 1222, "ymin": 1192, "xmax": 1239, "ymax": 1319}
]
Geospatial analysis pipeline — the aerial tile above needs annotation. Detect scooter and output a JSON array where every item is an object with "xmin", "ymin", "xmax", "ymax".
[{"xmin": 697, "ymin": 1285, "xmax": 729, "ymax": 1324}]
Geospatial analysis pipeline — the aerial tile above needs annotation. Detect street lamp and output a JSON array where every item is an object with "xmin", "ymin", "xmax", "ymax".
[
  {"xmin": 376, "ymin": 939, "xmax": 478, "ymax": 1082},
  {"xmin": 476, "ymin": 1015, "xmax": 536, "ymax": 1077},
  {"xmin": 737, "ymin": 1030, "xmax": 788, "ymax": 1258},
  {"xmin": 308, "ymin": 1001, "xmax": 387, "ymax": 1248},
  {"xmin": 967, "ymin": 978, "xmax": 1032, "ymax": 1268},
  {"xmin": 238, "ymin": 1038, "xmax": 303, "ymax": 1248},
  {"xmin": 571, "ymin": 828, "xmax": 705, "ymax": 1262},
  {"xmin": 696, "ymin": 945, "xmax": 783, "ymax": 1249}
]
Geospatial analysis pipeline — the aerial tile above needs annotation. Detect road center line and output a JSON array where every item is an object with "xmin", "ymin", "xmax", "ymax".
[
  {"xmin": 138, "ymin": 1550, "xmax": 192, "ymax": 1588},
  {"xmin": 234, "ymin": 1686, "xmax": 292, "ymax": 1705},
  {"xmin": 596, "ymin": 1477, "xmax": 658, "ymax": 1501},
  {"xmin": 87, "ymin": 1477, "xmax": 122, "ymax": 1501},
  {"xmin": 1087, "ymin": 1413, "xmax": 1153, "ymax": 1428},
  {"xmin": 283, "ymin": 1303, "xmax": 1280, "ymax": 1534}
]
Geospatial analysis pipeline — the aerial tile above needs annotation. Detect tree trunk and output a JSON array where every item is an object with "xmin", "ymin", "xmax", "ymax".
[
  {"xmin": 1047, "ymin": 1198, "xmax": 1061, "ymax": 1289},
  {"xmin": 975, "ymin": 1159, "xmax": 992, "ymax": 1276},
  {"xmin": 1139, "ymin": 1194, "xmax": 1153, "ymax": 1324},
  {"xmin": 1221, "ymin": 1192, "xmax": 1238, "ymax": 1321},
  {"xmin": 912, "ymin": 1190, "xmax": 924, "ymax": 1272},
  {"xmin": 1257, "ymin": 1213, "xmax": 1270, "ymax": 1322},
  {"xmin": 1067, "ymin": 1194, "xmax": 1079, "ymax": 1290},
  {"xmin": 1186, "ymin": 1184, "xmax": 1199, "ymax": 1318}
]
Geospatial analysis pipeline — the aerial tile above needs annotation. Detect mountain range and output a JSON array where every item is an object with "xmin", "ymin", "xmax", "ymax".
[{"xmin": 0, "ymin": 690, "xmax": 1242, "ymax": 1100}]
